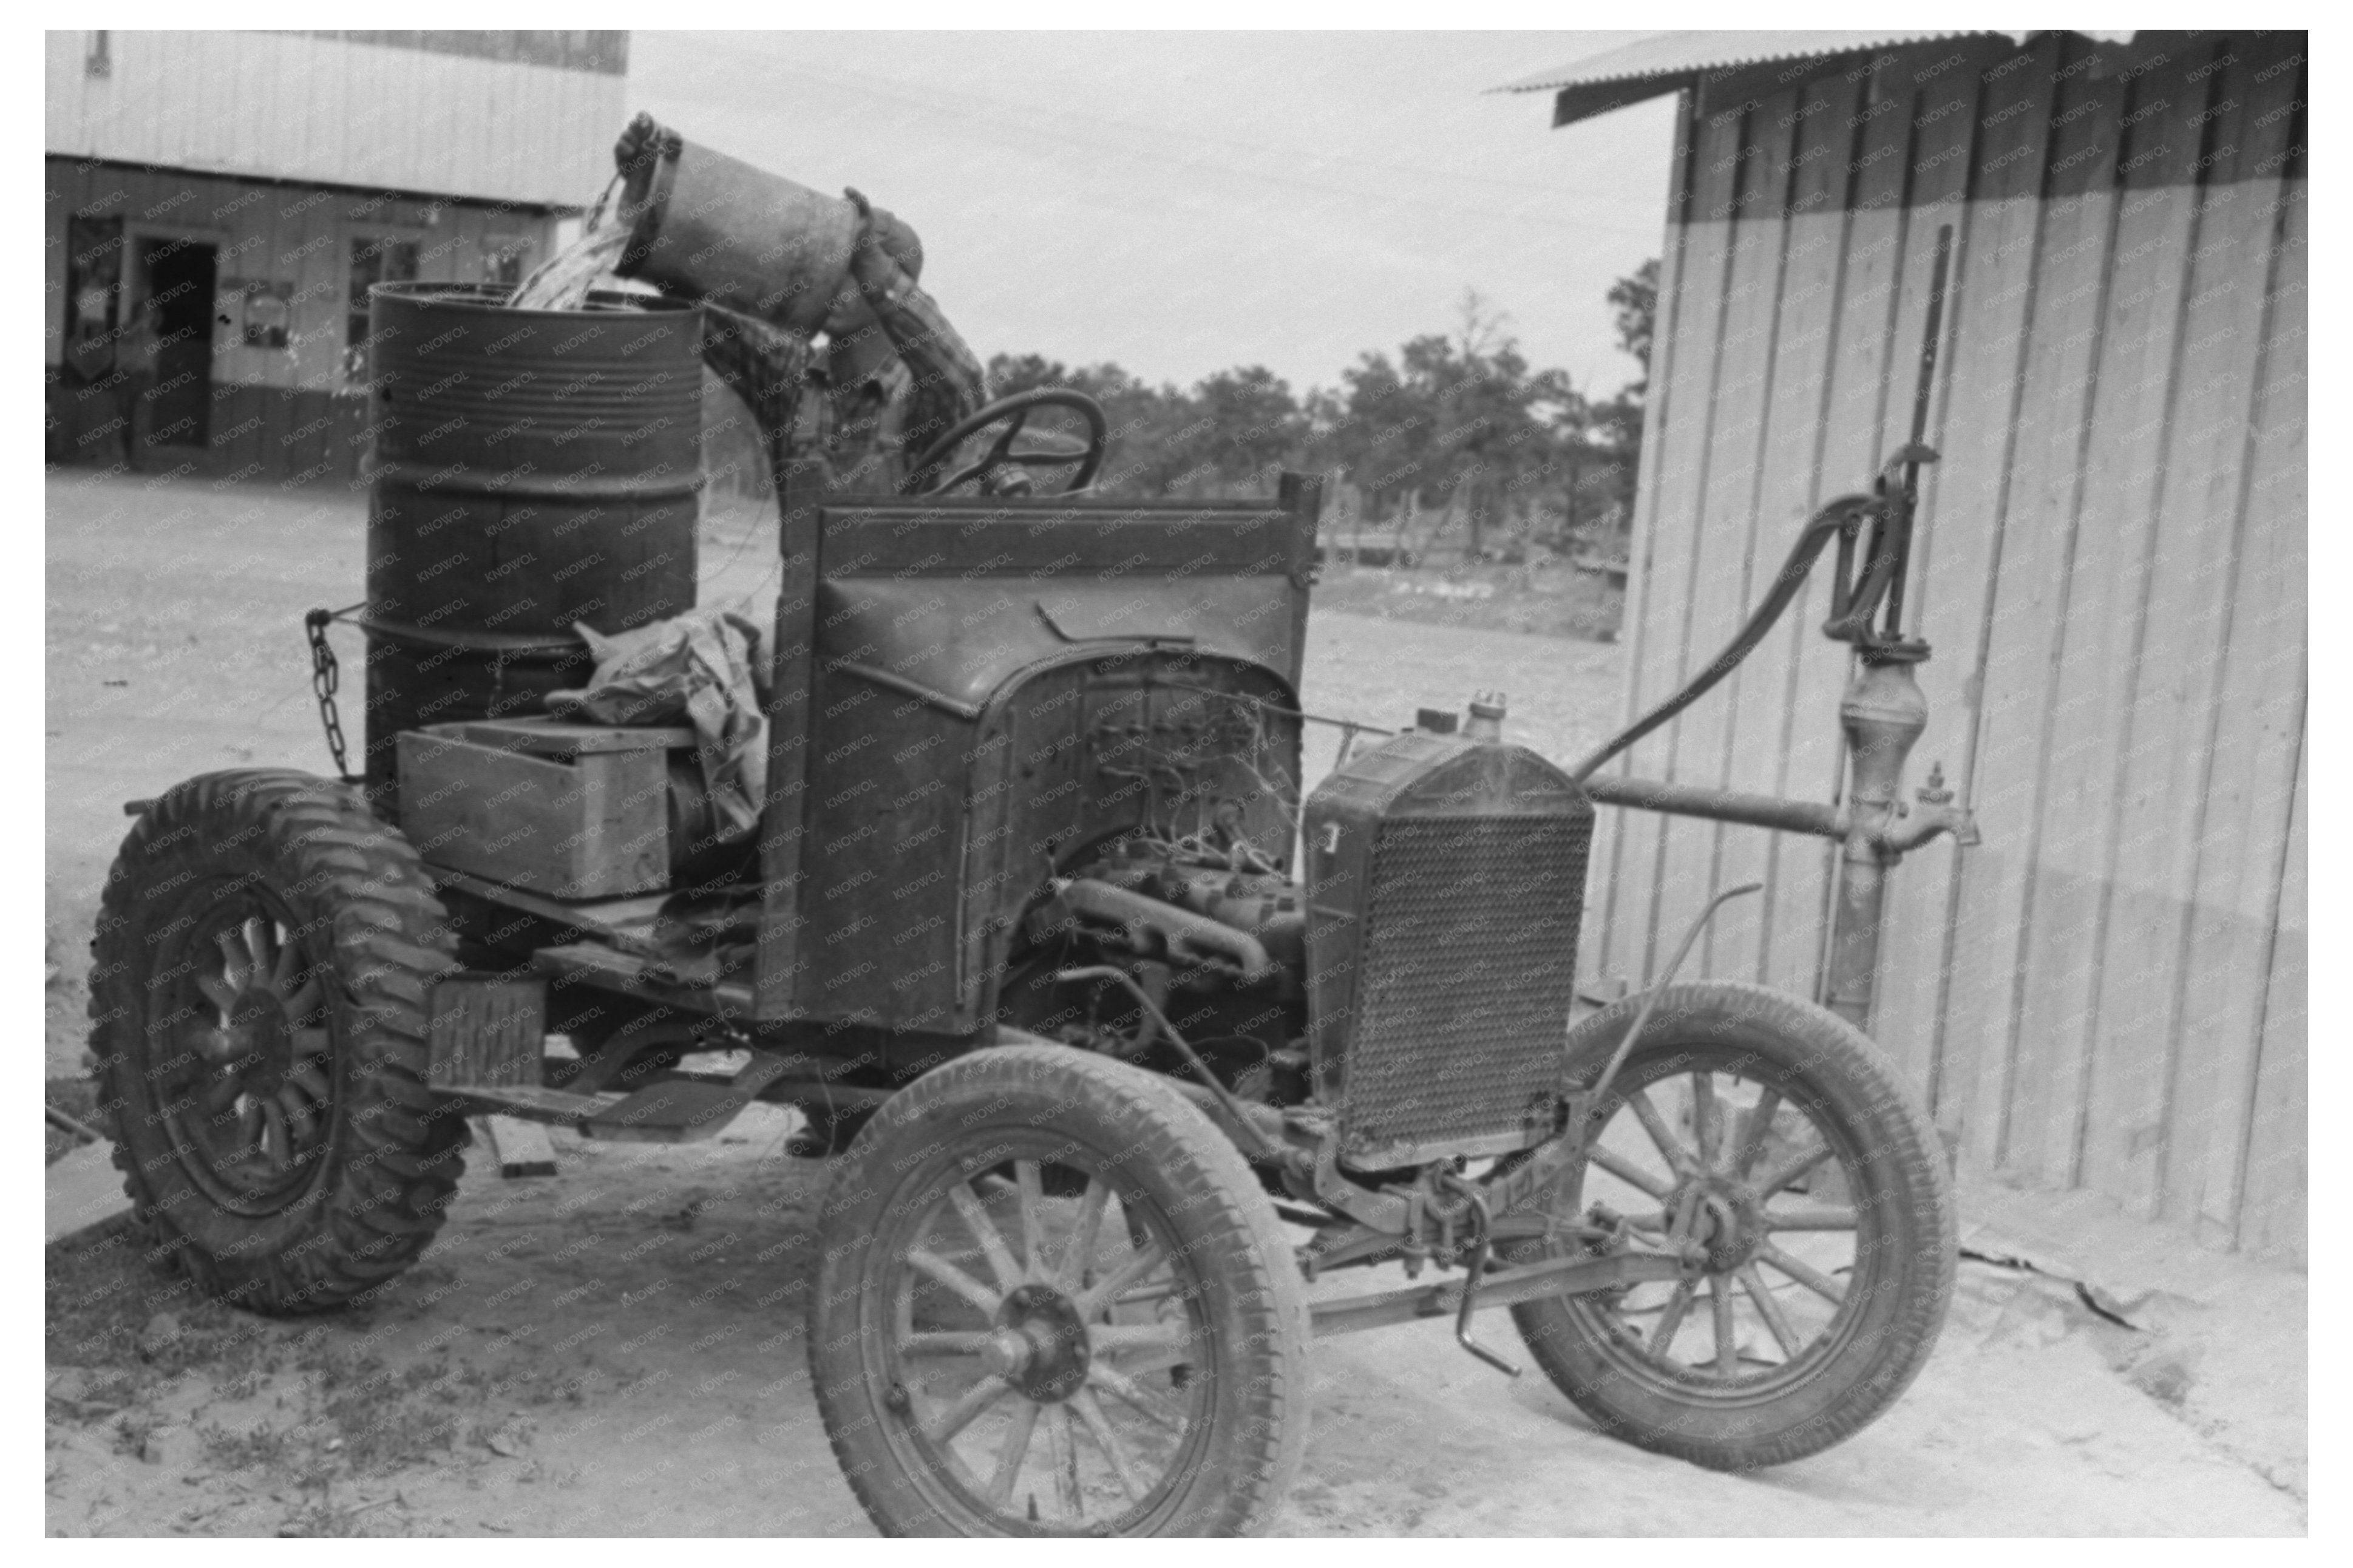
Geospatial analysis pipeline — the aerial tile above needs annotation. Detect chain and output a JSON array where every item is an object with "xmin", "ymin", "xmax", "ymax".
[{"xmin": 304, "ymin": 604, "xmax": 363, "ymax": 782}]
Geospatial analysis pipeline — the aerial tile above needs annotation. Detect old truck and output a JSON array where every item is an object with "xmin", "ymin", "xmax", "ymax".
[{"xmin": 89, "ymin": 129, "xmax": 1969, "ymax": 1538}]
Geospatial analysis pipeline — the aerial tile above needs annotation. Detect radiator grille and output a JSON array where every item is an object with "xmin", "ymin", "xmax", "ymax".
[{"xmin": 1340, "ymin": 815, "xmax": 1589, "ymax": 1164}]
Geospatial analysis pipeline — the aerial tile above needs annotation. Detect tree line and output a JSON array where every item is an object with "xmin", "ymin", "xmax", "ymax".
[{"xmin": 711, "ymin": 262, "xmax": 1659, "ymax": 560}]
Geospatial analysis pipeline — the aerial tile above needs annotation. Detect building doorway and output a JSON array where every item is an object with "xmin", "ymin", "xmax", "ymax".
[
  {"xmin": 344, "ymin": 231, "xmax": 419, "ymax": 385},
  {"xmin": 135, "ymin": 235, "xmax": 218, "ymax": 452}
]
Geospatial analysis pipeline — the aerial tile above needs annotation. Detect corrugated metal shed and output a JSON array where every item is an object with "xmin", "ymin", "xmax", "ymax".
[
  {"xmin": 44, "ymin": 30, "xmax": 622, "ymax": 208},
  {"xmin": 1501, "ymin": 30, "xmax": 1980, "ymax": 93},
  {"xmin": 1501, "ymin": 30, "xmax": 2132, "ymax": 126},
  {"xmin": 1567, "ymin": 29, "xmax": 2306, "ymax": 1265}
]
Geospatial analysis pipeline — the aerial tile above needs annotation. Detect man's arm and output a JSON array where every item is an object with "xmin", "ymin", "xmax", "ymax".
[
  {"xmin": 841, "ymin": 189, "xmax": 988, "ymax": 475},
  {"xmin": 699, "ymin": 304, "xmax": 817, "ymax": 482}
]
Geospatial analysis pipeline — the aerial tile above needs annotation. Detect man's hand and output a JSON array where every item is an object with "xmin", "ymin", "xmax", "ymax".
[
  {"xmin": 841, "ymin": 188, "xmax": 905, "ymax": 297},
  {"xmin": 616, "ymin": 112, "xmax": 656, "ymax": 169}
]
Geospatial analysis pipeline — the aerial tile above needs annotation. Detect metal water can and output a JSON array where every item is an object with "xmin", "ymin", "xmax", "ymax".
[{"xmin": 612, "ymin": 114, "xmax": 919, "ymax": 336}]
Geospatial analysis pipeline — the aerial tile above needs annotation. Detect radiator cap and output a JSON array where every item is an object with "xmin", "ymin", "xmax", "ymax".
[{"xmin": 1464, "ymin": 691, "xmax": 1507, "ymax": 743}]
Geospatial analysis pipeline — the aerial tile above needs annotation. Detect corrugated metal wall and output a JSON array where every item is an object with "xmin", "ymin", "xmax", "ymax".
[
  {"xmin": 44, "ymin": 30, "xmax": 621, "ymax": 208},
  {"xmin": 1592, "ymin": 30, "xmax": 2306, "ymax": 1263}
]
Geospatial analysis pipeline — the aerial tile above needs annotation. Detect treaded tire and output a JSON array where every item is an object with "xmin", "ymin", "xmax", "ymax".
[
  {"xmin": 87, "ymin": 769, "xmax": 466, "ymax": 1313},
  {"xmin": 808, "ymin": 1045, "xmax": 1311, "ymax": 1536},
  {"xmin": 1507, "ymin": 981, "xmax": 1955, "ymax": 1471}
]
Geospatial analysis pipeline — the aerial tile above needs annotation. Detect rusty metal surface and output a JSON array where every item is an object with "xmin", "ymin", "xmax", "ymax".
[
  {"xmin": 757, "ymin": 486, "xmax": 1319, "ymax": 1028},
  {"xmin": 363, "ymin": 282, "xmax": 702, "ymax": 795}
]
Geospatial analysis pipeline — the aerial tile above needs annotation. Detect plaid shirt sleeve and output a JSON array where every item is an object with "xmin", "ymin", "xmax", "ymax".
[{"xmin": 856, "ymin": 263, "xmax": 989, "ymax": 477}]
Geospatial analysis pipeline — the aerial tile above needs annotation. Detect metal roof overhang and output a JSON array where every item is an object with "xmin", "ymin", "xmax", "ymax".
[{"xmin": 1498, "ymin": 30, "xmax": 2131, "ymax": 126}]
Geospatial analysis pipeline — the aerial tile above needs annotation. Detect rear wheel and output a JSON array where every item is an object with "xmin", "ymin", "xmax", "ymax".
[
  {"xmin": 87, "ymin": 770, "xmax": 465, "ymax": 1312},
  {"xmin": 1506, "ymin": 982, "xmax": 1954, "ymax": 1470},
  {"xmin": 809, "ymin": 1046, "xmax": 1310, "ymax": 1536}
]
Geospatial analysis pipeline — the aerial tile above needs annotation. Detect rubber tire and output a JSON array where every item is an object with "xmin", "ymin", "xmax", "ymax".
[
  {"xmin": 87, "ymin": 769, "xmax": 466, "ymax": 1313},
  {"xmin": 1508, "ymin": 981, "xmax": 1955, "ymax": 1471},
  {"xmin": 808, "ymin": 1045, "xmax": 1311, "ymax": 1536}
]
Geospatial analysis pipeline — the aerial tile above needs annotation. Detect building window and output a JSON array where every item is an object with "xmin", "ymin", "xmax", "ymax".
[
  {"xmin": 484, "ymin": 237, "xmax": 535, "ymax": 289},
  {"xmin": 86, "ymin": 31, "xmax": 110, "ymax": 76},
  {"xmin": 344, "ymin": 233, "xmax": 419, "ymax": 383}
]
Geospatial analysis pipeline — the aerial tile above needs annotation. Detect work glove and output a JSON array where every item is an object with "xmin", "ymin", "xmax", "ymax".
[
  {"xmin": 614, "ymin": 111, "xmax": 676, "ymax": 175},
  {"xmin": 842, "ymin": 188, "xmax": 908, "ymax": 299}
]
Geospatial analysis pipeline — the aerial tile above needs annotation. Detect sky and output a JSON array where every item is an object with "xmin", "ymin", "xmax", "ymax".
[{"xmin": 628, "ymin": 30, "xmax": 1678, "ymax": 403}]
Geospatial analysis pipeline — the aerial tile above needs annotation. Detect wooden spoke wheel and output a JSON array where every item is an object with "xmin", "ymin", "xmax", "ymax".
[
  {"xmin": 1506, "ymin": 982, "xmax": 1956, "ymax": 1471},
  {"xmin": 810, "ymin": 1047, "xmax": 1309, "ymax": 1536},
  {"xmin": 89, "ymin": 770, "xmax": 465, "ymax": 1312}
]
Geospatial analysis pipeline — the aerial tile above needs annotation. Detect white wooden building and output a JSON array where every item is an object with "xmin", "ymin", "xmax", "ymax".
[{"xmin": 45, "ymin": 30, "xmax": 627, "ymax": 480}]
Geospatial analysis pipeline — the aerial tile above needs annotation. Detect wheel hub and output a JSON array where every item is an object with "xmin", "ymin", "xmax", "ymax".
[
  {"xmin": 222, "ymin": 992, "xmax": 294, "ymax": 1092},
  {"xmin": 993, "ymin": 1283, "xmax": 1092, "ymax": 1403},
  {"xmin": 1681, "ymin": 1181, "xmax": 1768, "ymax": 1274}
]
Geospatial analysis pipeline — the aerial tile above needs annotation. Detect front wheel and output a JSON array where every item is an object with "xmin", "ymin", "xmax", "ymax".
[
  {"xmin": 1506, "ymin": 981, "xmax": 1955, "ymax": 1471},
  {"xmin": 808, "ymin": 1046, "xmax": 1311, "ymax": 1536}
]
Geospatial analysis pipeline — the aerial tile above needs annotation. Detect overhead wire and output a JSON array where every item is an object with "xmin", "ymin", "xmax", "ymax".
[{"xmin": 699, "ymin": 57, "xmax": 1665, "ymax": 242}]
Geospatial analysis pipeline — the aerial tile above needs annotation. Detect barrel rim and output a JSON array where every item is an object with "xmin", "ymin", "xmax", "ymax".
[{"xmin": 366, "ymin": 280, "xmax": 698, "ymax": 321}]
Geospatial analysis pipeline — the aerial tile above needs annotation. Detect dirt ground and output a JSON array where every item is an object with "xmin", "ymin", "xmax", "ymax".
[{"xmin": 45, "ymin": 471, "xmax": 2306, "ymax": 1536}]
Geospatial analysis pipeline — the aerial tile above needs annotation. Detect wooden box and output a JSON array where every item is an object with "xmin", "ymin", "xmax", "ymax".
[{"xmin": 396, "ymin": 719, "xmax": 693, "ymax": 899}]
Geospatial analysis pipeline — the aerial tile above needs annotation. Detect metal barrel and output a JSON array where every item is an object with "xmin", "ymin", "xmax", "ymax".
[{"xmin": 361, "ymin": 281, "xmax": 704, "ymax": 796}]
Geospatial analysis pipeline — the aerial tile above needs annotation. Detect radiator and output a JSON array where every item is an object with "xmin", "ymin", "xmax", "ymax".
[{"xmin": 1302, "ymin": 732, "xmax": 1593, "ymax": 1169}]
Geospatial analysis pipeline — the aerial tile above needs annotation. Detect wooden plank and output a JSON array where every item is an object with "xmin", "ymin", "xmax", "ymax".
[
  {"xmin": 2040, "ymin": 39, "xmax": 2227, "ymax": 1191},
  {"xmin": 2165, "ymin": 45, "xmax": 2306, "ymax": 1235},
  {"xmin": 2080, "ymin": 47, "xmax": 2295, "ymax": 1220},
  {"xmin": 1980, "ymin": 50, "xmax": 2139, "ymax": 1187},
  {"xmin": 1655, "ymin": 85, "xmax": 1803, "ymax": 985},
  {"xmin": 1921, "ymin": 36, "xmax": 2119, "ymax": 1175},
  {"xmin": 1720, "ymin": 69, "xmax": 1870, "ymax": 993},
  {"xmin": 1608, "ymin": 84, "xmax": 1745, "ymax": 985},
  {"xmin": 448, "ymin": 718, "xmax": 699, "ymax": 757},
  {"xmin": 2198, "ymin": 144, "xmax": 2304, "ymax": 1248},
  {"xmin": 475, "ymin": 1115, "xmax": 562, "ymax": 1179},
  {"xmin": 1587, "ymin": 95, "xmax": 1698, "ymax": 988},
  {"xmin": 2235, "ymin": 727, "xmax": 2305, "ymax": 1264},
  {"xmin": 46, "ymin": 1139, "xmax": 134, "ymax": 1247}
]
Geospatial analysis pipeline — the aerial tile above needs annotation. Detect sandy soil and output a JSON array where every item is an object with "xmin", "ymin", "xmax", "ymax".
[{"xmin": 45, "ymin": 472, "xmax": 2304, "ymax": 1535}]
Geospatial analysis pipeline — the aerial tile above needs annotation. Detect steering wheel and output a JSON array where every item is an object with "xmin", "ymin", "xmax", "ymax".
[{"xmin": 903, "ymin": 388, "xmax": 1108, "ymax": 497}]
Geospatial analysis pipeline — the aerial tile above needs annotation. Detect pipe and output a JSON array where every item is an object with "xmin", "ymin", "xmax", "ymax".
[
  {"xmin": 1579, "ymin": 772, "xmax": 1975, "ymax": 856},
  {"xmin": 1581, "ymin": 774, "xmax": 1842, "ymax": 838},
  {"xmin": 1054, "ymin": 877, "xmax": 1275, "ymax": 981},
  {"xmin": 1052, "ymin": 966, "xmax": 1286, "ymax": 1165}
]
